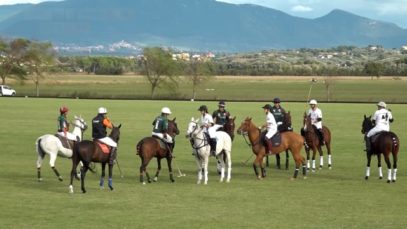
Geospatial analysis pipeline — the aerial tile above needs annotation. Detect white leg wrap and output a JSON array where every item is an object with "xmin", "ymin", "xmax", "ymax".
[
  {"xmin": 312, "ymin": 160, "xmax": 316, "ymax": 169},
  {"xmin": 366, "ymin": 167, "xmax": 370, "ymax": 177},
  {"xmin": 320, "ymin": 156, "xmax": 324, "ymax": 167},
  {"xmin": 387, "ymin": 169, "xmax": 392, "ymax": 181},
  {"xmin": 378, "ymin": 167, "xmax": 383, "ymax": 178},
  {"xmin": 307, "ymin": 160, "xmax": 310, "ymax": 168},
  {"xmin": 393, "ymin": 169, "xmax": 397, "ymax": 181},
  {"xmin": 328, "ymin": 155, "xmax": 332, "ymax": 165}
]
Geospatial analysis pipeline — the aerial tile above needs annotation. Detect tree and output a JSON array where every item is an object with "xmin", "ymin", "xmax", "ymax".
[
  {"xmin": 0, "ymin": 38, "xmax": 30, "ymax": 85},
  {"xmin": 185, "ymin": 59, "xmax": 214, "ymax": 100},
  {"xmin": 363, "ymin": 62, "xmax": 384, "ymax": 80},
  {"xmin": 141, "ymin": 47, "xmax": 179, "ymax": 99},
  {"xmin": 25, "ymin": 42, "xmax": 56, "ymax": 97}
]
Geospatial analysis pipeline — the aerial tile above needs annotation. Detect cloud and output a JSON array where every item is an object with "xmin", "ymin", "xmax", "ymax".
[{"xmin": 291, "ymin": 5, "xmax": 313, "ymax": 12}]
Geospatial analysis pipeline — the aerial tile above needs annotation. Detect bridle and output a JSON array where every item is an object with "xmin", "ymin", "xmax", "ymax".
[{"xmin": 188, "ymin": 122, "xmax": 209, "ymax": 150}]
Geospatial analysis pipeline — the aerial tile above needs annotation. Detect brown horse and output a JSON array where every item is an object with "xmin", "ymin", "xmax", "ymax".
[
  {"xmin": 69, "ymin": 124, "xmax": 122, "ymax": 193},
  {"xmin": 362, "ymin": 115, "xmax": 399, "ymax": 182},
  {"xmin": 223, "ymin": 116, "xmax": 236, "ymax": 141},
  {"xmin": 302, "ymin": 113, "xmax": 332, "ymax": 171},
  {"xmin": 137, "ymin": 118, "xmax": 180, "ymax": 184},
  {"xmin": 237, "ymin": 117, "xmax": 306, "ymax": 179}
]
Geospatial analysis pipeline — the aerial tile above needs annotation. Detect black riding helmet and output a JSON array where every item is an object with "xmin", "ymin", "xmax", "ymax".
[
  {"xmin": 198, "ymin": 105, "xmax": 208, "ymax": 112},
  {"xmin": 218, "ymin": 101, "xmax": 226, "ymax": 107},
  {"xmin": 262, "ymin": 104, "xmax": 272, "ymax": 110}
]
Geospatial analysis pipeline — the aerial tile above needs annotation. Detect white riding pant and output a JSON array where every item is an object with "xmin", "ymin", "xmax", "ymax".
[
  {"xmin": 367, "ymin": 125, "xmax": 389, "ymax": 138},
  {"xmin": 265, "ymin": 126, "xmax": 277, "ymax": 139},
  {"xmin": 57, "ymin": 132, "xmax": 77, "ymax": 141},
  {"xmin": 152, "ymin": 132, "xmax": 173, "ymax": 143},
  {"xmin": 97, "ymin": 137, "xmax": 117, "ymax": 147}
]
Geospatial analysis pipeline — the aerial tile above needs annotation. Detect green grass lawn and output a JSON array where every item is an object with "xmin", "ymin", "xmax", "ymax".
[
  {"xmin": 8, "ymin": 74, "xmax": 407, "ymax": 103},
  {"xmin": 0, "ymin": 98, "xmax": 406, "ymax": 228}
]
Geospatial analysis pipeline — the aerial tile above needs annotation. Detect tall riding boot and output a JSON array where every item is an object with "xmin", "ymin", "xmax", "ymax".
[
  {"xmin": 210, "ymin": 138, "xmax": 217, "ymax": 156},
  {"xmin": 364, "ymin": 136, "xmax": 371, "ymax": 153},
  {"xmin": 109, "ymin": 147, "xmax": 117, "ymax": 165},
  {"xmin": 317, "ymin": 129, "xmax": 325, "ymax": 146},
  {"xmin": 266, "ymin": 138, "xmax": 273, "ymax": 155},
  {"xmin": 167, "ymin": 143, "xmax": 174, "ymax": 158}
]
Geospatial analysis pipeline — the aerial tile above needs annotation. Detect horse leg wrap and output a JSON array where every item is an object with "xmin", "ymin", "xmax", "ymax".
[
  {"xmin": 387, "ymin": 169, "xmax": 392, "ymax": 182},
  {"xmin": 319, "ymin": 156, "xmax": 324, "ymax": 168},
  {"xmin": 393, "ymin": 169, "xmax": 397, "ymax": 181},
  {"xmin": 378, "ymin": 167, "xmax": 383, "ymax": 178},
  {"xmin": 99, "ymin": 178, "xmax": 104, "ymax": 187},
  {"xmin": 293, "ymin": 168, "xmax": 299, "ymax": 178},
  {"xmin": 365, "ymin": 167, "xmax": 370, "ymax": 179},
  {"xmin": 328, "ymin": 155, "xmax": 332, "ymax": 166},
  {"xmin": 108, "ymin": 178, "xmax": 113, "ymax": 190}
]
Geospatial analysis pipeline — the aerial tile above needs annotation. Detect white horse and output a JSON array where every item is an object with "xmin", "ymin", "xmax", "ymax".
[
  {"xmin": 36, "ymin": 115, "xmax": 87, "ymax": 182},
  {"xmin": 186, "ymin": 118, "xmax": 232, "ymax": 184}
]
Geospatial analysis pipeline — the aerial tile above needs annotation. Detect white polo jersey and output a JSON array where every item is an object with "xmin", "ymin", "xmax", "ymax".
[
  {"xmin": 308, "ymin": 107, "xmax": 323, "ymax": 129},
  {"xmin": 265, "ymin": 112, "xmax": 277, "ymax": 139}
]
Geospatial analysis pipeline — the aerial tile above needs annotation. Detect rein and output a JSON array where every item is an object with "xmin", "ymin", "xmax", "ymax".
[{"xmin": 188, "ymin": 123, "xmax": 209, "ymax": 150}]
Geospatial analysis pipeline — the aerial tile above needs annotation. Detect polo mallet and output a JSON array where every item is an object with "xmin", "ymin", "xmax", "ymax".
[
  {"xmin": 242, "ymin": 154, "xmax": 254, "ymax": 165},
  {"xmin": 115, "ymin": 159, "xmax": 124, "ymax": 178},
  {"xmin": 173, "ymin": 159, "xmax": 186, "ymax": 177},
  {"xmin": 305, "ymin": 78, "xmax": 317, "ymax": 109}
]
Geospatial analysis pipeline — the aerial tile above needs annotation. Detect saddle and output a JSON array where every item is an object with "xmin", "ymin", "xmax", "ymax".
[
  {"xmin": 95, "ymin": 140, "xmax": 111, "ymax": 154},
  {"xmin": 55, "ymin": 134, "xmax": 74, "ymax": 150},
  {"xmin": 261, "ymin": 131, "xmax": 282, "ymax": 147},
  {"xmin": 152, "ymin": 136, "xmax": 170, "ymax": 151}
]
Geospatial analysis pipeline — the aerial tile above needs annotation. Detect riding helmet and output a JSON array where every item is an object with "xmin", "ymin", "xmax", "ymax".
[
  {"xmin": 198, "ymin": 105, "xmax": 208, "ymax": 112},
  {"xmin": 161, "ymin": 107, "xmax": 172, "ymax": 114},
  {"xmin": 98, "ymin": 107, "xmax": 107, "ymax": 114},
  {"xmin": 309, "ymin": 99, "xmax": 317, "ymax": 105},
  {"xmin": 377, "ymin": 101, "xmax": 386, "ymax": 108},
  {"xmin": 273, "ymin": 97, "xmax": 281, "ymax": 103},
  {"xmin": 262, "ymin": 104, "xmax": 272, "ymax": 110},
  {"xmin": 218, "ymin": 101, "xmax": 226, "ymax": 107},
  {"xmin": 60, "ymin": 106, "xmax": 69, "ymax": 114}
]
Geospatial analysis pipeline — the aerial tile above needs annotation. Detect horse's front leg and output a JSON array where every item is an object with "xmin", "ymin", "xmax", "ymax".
[
  {"xmin": 219, "ymin": 153, "xmax": 225, "ymax": 183},
  {"xmin": 166, "ymin": 156, "xmax": 175, "ymax": 183},
  {"xmin": 365, "ymin": 152, "xmax": 372, "ymax": 180},
  {"xmin": 311, "ymin": 147, "xmax": 317, "ymax": 172},
  {"xmin": 285, "ymin": 150, "xmax": 289, "ymax": 170},
  {"xmin": 99, "ymin": 163, "xmax": 106, "ymax": 189},
  {"xmin": 36, "ymin": 154, "xmax": 44, "ymax": 182},
  {"xmin": 69, "ymin": 158, "xmax": 80, "ymax": 194},
  {"xmin": 80, "ymin": 163, "xmax": 90, "ymax": 193},
  {"xmin": 305, "ymin": 145, "xmax": 310, "ymax": 170},
  {"xmin": 392, "ymin": 153, "xmax": 398, "ymax": 182},
  {"xmin": 195, "ymin": 155, "xmax": 203, "ymax": 184},
  {"xmin": 275, "ymin": 154, "xmax": 280, "ymax": 169},
  {"xmin": 317, "ymin": 146, "xmax": 324, "ymax": 170},
  {"xmin": 226, "ymin": 151, "xmax": 232, "ymax": 183},
  {"xmin": 153, "ymin": 158, "xmax": 162, "ymax": 182},
  {"xmin": 377, "ymin": 154, "xmax": 383, "ymax": 179},
  {"xmin": 253, "ymin": 154, "xmax": 263, "ymax": 180}
]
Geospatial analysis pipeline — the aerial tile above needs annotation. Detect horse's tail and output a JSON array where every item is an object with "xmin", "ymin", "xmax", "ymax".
[
  {"xmin": 136, "ymin": 139, "xmax": 144, "ymax": 155},
  {"xmin": 390, "ymin": 132, "xmax": 400, "ymax": 155},
  {"xmin": 36, "ymin": 138, "xmax": 46, "ymax": 159}
]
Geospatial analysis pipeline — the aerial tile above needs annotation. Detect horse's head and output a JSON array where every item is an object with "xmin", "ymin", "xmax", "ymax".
[
  {"xmin": 168, "ymin": 118, "xmax": 180, "ymax": 137},
  {"xmin": 73, "ymin": 115, "xmax": 88, "ymax": 131},
  {"xmin": 224, "ymin": 116, "xmax": 236, "ymax": 140},
  {"xmin": 237, "ymin": 117, "xmax": 254, "ymax": 135},
  {"xmin": 361, "ymin": 115, "xmax": 373, "ymax": 134},
  {"xmin": 186, "ymin": 117, "xmax": 201, "ymax": 138},
  {"xmin": 109, "ymin": 124, "xmax": 122, "ymax": 143},
  {"xmin": 280, "ymin": 111, "xmax": 292, "ymax": 131},
  {"xmin": 303, "ymin": 112, "xmax": 313, "ymax": 132}
]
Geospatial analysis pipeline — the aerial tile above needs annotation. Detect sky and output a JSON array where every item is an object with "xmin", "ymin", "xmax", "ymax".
[{"xmin": 0, "ymin": 0, "xmax": 406, "ymax": 28}]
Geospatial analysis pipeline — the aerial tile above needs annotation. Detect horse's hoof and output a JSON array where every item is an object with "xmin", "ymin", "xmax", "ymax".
[
  {"xmin": 109, "ymin": 186, "xmax": 114, "ymax": 191},
  {"xmin": 226, "ymin": 180, "xmax": 231, "ymax": 183},
  {"xmin": 153, "ymin": 177, "xmax": 158, "ymax": 182},
  {"xmin": 82, "ymin": 190, "xmax": 86, "ymax": 193},
  {"xmin": 392, "ymin": 180, "xmax": 396, "ymax": 183},
  {"xmin": 58, "ymin": 176, "xmax": 63, "ymax": 182},
  {"xmin": 142, "ymin": 182, "xmax": 146, "ymax": 185},
  {"xmin": 379, "ymin": 176, "xmax": 383, "ymax": 180},
  {"xmin": 38, "ymin": 178, "xmax": 43, "ymax": 182},
  {"xmin": 319, "ymin": 167, "xmax": 322, "ymax": 170},
  {"xmin": 69, "ymin": 186, "xmax": 74, "ymax": 194},
  {"xmin": 100, "ymin": 186, "xmax": 104, "ymax": 190},
  {"xmin": 312, "ymin": 169, "xmax": 315, "ymax": 173},
  {"xmin": 290, "ymin": 177, "xmax": 296, "ymax": 181},
  {"xmin": 365, "ymin": 176, "xmax": 369, "ymax": 180},
  {"xmin": 170, "ymin": 179, "xmax": 175, "ymax": 183},
  {"xmin": 257, "ymin": 177, "xmax": 263, "ymax": 180},
  {"xmin": 303, "ymin": 176, "xmax": 307, "ymax": 180},
  {"xmin": 147, "ymin": 179, "xmax": 152, "ymax": 183},
  {"xmin": 197, "ymin": 181, "xmax": 201, "ymax": 185},
  {"xmin": 387, "ymin": 180, "xmax": 391, "ymax": 183}
]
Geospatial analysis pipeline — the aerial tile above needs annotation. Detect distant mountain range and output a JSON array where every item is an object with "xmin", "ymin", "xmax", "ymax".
[{"xmin": 0, "ymin": 0, "xmax": 406, "ymax": 52}]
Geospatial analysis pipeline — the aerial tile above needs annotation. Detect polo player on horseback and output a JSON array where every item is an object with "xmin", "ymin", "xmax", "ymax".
[
  {"xmin": 199, "ymin": 105, "xmax": 221, "ymax": 156},
  {"xmin": 92, "ymin": 107, "xmax": 117, "ymax": 165},
  {"xmin": 307, "ymin": 99, "xmax": 325, "ymax": 145},
  {"xmin": 271, "ymin": 97, "xmax": 291, "ymax": 132},
  {"xmin": 212, "ymin": 100, "xmax": 231, "ymax": 131},
  {"xmin": 57, "ymin": 106, "xmax": 78, "ymax": 142},
  {"xmin": 365, "ymin": 101, "xmax": 394, "ymax": 153},
  {"xmin": 262, "ymin": 104, "xmax": 278, "ymax": 155},
  {"xmin": 152, "ymin": 107, "xmax": 174, "ymax": 157}
]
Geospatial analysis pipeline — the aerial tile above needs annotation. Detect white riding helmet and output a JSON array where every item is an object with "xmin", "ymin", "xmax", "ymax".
[
  {"xmin": 161, "ymin": 107, "xmax": 172, "ymax": 114},
  {"xmin": 309, "ymin": 99, "xmax": 318, "ymax": 105},
  {"xmin": 98, "ymin": 107, "xmax": 107, "ymax": 114},
  {"xmin": 377, "ymin": 101, "xmax": 386, "ymax": 108}
]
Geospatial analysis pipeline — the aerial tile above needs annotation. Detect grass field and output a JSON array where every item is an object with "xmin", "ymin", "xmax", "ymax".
[
  {"xmin": 8, "ymin": 74, "xmax": 407, "ymax": 103},
  {"xmin": 0, "ymin": 97, "xmax": 406, "ymax": 228}
]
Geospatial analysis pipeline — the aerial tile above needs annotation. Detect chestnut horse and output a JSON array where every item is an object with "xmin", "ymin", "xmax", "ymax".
[
  {"xmin": 302, "ymin": 113, "xmax": 332, "ymax": 171},
  {"xmin": 361, "ymin": 115, "xmax": 399, "ymax": 182},
  {"xmin": 69, "ymin": 124, "xmax": 122, "ymax": 193},
  {"xmin": 137, "ymin": 118, "xmax": 180, "ymax": 184},
  {"xmin": 237, "ymin": 117, "xmax": 306, "ymax": 179}
]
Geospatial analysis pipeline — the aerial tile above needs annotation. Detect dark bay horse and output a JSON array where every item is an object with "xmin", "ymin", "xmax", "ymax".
[
  {"xmin": 362, "ymin": 115, "xmax": 399, "ymax": 182},
  {"xmin": 223, "ymin": 116, "xmax": 236, "ymax": 141},
  {"xmin": 137, "ymin": 118, "xmax": 180, "ymax": 184},
  {"xmin": 302, "ymin": 113, "xmax": 332, "ymax": 171},
  {"xmin": 69, "ymin": 125, "xmax": 121, "ymax": 193},
  {"xmin": 237, "ymin": 117, "xmax": 306, "ymax": 180}
]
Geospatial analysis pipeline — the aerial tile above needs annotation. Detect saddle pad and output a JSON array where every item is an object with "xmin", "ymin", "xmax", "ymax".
[
  {"xmin": 271, "ymin": 132, "xmax": 282, "ymax": 147},
  {"xmin": 97, "ymin": 142, "xmax": 110, "ymax": 154},
  {"xmin": 55, "ymin": 134, "xmax": 73, "ymax": 149}
]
